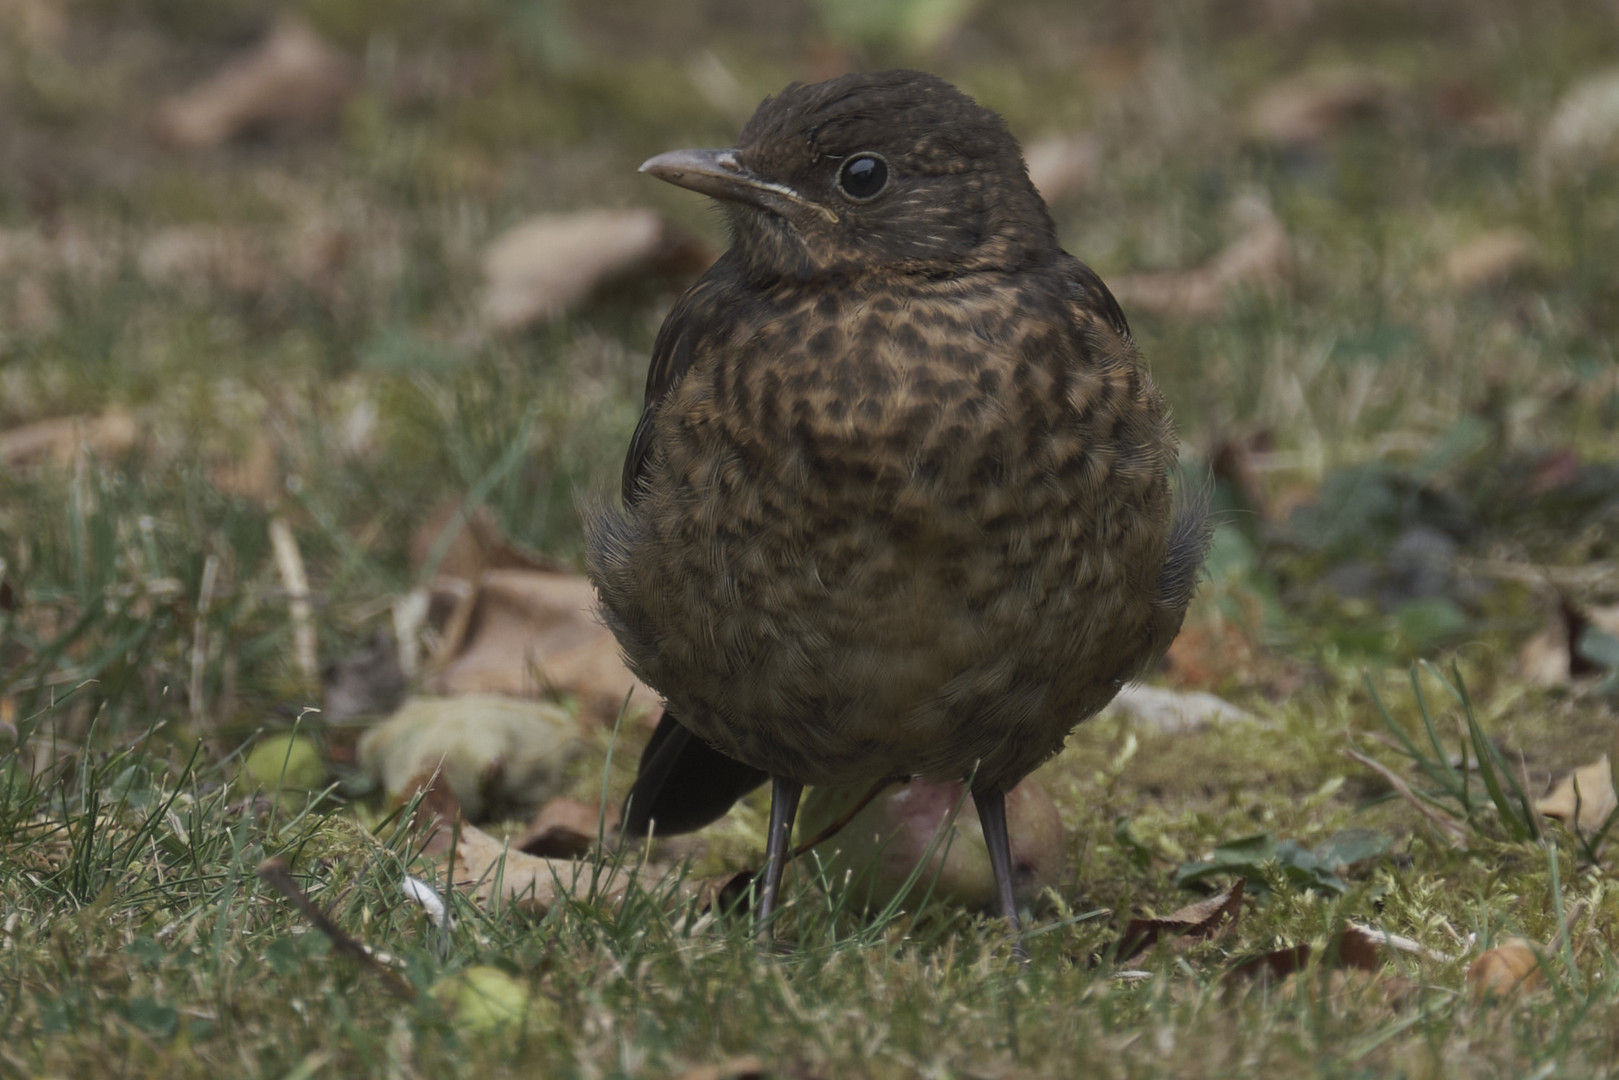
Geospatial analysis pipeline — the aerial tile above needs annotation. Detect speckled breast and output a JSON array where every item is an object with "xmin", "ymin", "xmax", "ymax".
[{"xmin": 598, "ymin": 267, "xmax": 1175, "ymax": 790}]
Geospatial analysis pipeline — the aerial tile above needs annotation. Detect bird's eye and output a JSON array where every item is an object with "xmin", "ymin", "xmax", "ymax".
[{"xmin": 836, "ymin": 153, "xmax": 889, "ymax": 202}]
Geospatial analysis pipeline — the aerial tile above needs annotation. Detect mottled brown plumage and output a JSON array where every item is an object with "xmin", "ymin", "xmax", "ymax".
[{"xmin": 585, "ymin": 70, "xmax": 1210, "ymax": 949}]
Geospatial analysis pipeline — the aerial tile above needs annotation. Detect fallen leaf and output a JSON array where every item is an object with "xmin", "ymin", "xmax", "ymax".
[
  {"xmin": 1024, "ymin": 133, "xmax": 1099, "ymax": 205},
  {"xmin": 1536, "ymin": 67, "xmax": 1619, "ymax": 183},
  {"xmin": 153, "ymin": 18, "xmax": 356, "ymax": 148},
  {"xmin": 519, "ymin": 796, "xmax": 619, "ymax": 858},
  {"xmin": 0, "ymin": 409, "xmax": 138, "ymax": 466},
  {"xmin": 669, "ymin": 1056, "xmax": 766, "ymax": 1080},
  {"xmin": 1109, "ymin": 195, "xmax": 1290, "ymax": 319},
  {"xmin": 1244, "ymin": 66, "xmax": 1399, "ymax": 147},
  {"xmin": 1225, "ymin": 925, "xmax": 1391, "ymax": 985},
  {"xmin": 427, "ymin": 569, "xmax": 657, "ymax": 726},
  {"xmin": 358, "ymin": 695, "xmax": 585, "ymax": 822},
  {"xmin": 1440, "ymin": 228, "xmax": 1537, "ymax": 290},
  {"xmin": 422, "ymin": 815, "xmax": 685, "ymax": 913},
  {"xmin": 479, "ymin": 210, "xmax": 708, "ymax": 331},
  {"xmin": 1103, "ymin": 683, "xmax": 1256, "ymax": 733},
  {"xmin": 1115, "ymin": 879, "xmax": 1244, "ymax": 961},
  {"xmin": 1536, "ymin": 757, "xmax": 1617, "ymax": 833},
  {"xmin": 1467, "ymin": 938, "xmax": 1543, "ymax": 999},
  {"xmin": 1519, "ymin": 600, "xmax": 1619, "ymax": 686}
]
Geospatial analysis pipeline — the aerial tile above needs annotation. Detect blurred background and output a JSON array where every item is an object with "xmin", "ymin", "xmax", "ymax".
[{"xmin": 2, "ymin": 0, "xmax": 1617, "ymax": 764}]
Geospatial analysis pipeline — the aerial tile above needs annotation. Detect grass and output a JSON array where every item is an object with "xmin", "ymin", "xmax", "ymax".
[{"xmin": 3, "ymin": 0, "xmax": 1619, "ymax": 1075}]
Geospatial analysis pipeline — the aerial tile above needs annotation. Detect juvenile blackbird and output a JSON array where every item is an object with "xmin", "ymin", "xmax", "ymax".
[{"xmin": 586, "ymin": 69, "xmax": 1210, "ymax": 949}]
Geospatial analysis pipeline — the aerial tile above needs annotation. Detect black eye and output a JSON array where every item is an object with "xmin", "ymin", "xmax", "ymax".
[{"xmin": 836, "ymin": 153, "xmax": 889, "ymax": 201}]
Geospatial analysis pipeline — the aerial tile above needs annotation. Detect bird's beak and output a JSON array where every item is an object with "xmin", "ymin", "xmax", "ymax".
[{"xmin": 640, "ymin": 148, "xmax": 837, "ymax": 224}]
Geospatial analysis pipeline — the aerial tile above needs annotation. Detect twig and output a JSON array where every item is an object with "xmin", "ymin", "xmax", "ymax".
[
  {"xmin": 268, "ymin": 517, "xmax": 318, "ymax": 686},
  {"xmin": 257, "ymin": 858, "xmax": 417, "ymax": 1000},
  {"xmin": 1344, "ymin": 747, "xmax": 1472, "ymax": 846}
]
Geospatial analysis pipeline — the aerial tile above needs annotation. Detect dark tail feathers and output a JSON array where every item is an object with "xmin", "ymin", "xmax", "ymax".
[{"xmin": 621, "ymin": 711, "xmax": 768, "ymax": 837}]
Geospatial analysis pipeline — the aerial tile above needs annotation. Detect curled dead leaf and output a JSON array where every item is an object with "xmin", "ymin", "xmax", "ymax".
[
  {"xmin": 422, "ymin": 815, "xmax": 688, "ymax": 914},
  {"xmin": 154, "ymin": 19, "xmax": 356, "ymax": 149},
  {"xmin": 427, "ymin": 569, "xmax": 656, "ymax": 726},
  {"xmin": 1109, "ymin": 195, "xmax": 1289, "ymax": 319},
  {"xmin": 1535, "ymin": 757, "xmax": 1617, "ymax": 833},
  {"xmin": 480, "ymin": 210, "xmax": 709, "ymax": 331},
  {"xmin": 1225, "ymin": 925, "xmax": 1394, "ymax": 986},
  {"xmin": 1519, "ymin": 600, "xmax": 1619, "ymax": 686},
  {"xmin": 1467, "ymin": 938, "xmax": 1543, "ymax": 999},
  {"xmin": 519, "ymin": 796, "xmax": 619, "ymax": 858},
  {"xmin": 1115, "ymin": 879, "xmax": 1244, "ymax": 962}
]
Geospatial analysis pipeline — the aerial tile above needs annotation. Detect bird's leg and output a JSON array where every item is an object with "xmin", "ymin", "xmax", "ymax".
[
  {"xmin": 755, "ymin": 775, "xmax": 804, "ymax": 944},
  {"xmin": 974, "ymin": 787, "xmax": 1030, "ymax": 963}
]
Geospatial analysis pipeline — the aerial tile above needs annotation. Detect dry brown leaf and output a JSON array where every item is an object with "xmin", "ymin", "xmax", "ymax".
[
  {"xmin": 669, "ymin": 1058, "xmax": 766, "ymax": 1080},
  {"xmin": 0, "ymin": 409, "xmax": 138, "ymax": 466},
  {"xmin": 480, "ymin": 210, "xmax": 707, "ymax": 331},
  {"xmin": 1245, "ymin": 66, "xmax": 1399, "ymax": 146},
  {"xmin": 1467, "ymin": 938, "xmax": 1543, "ymax": 999},
  {"xmin": 1024, "ymin": 134, "xmax": 1099, "ymax": 205},
  {"xmin": 1519, "ymin": 600, "xmax": 1619, "ymax": 686},
  {"xmin": 153, "ymin": 18, "xmax": 356, "ymax": 148},
  {"xmin": 427, "ymin": 569, "xmax": 656, "ymax": 726},
  {"xmin": 1442, "ymin": 228, "xmax": 1537, "ymax": 290},
  {"xmin": 1116, "ymin": 879, "xmax": 1244, "ymax": 961},
  {"xmin": 1225, "ymin": 925, "xmax": 1391, "ymax": 985},
  {"xmin": 422, "ymin": 815, "xmax": 686, "ymax": 914},
  {"xmin": 519, "ymin": 796, "xmax": 619, "ymax": 858},
  {"xmin": 1109, "ymin": 195, "xmax": 1289, "ymax": 319},
  {"xmin": 1536, "ymin": 67, "xmax": 1619, "ymax": 183},
  {"xmin": 1536, "ymin": 757, "xmax": 1617, "ymax": 832}
]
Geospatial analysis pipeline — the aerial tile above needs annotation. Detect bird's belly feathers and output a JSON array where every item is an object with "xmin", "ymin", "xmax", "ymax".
[{"xmin": 591, "ymin": 302, "xmax": 1174, "ymax": 787}]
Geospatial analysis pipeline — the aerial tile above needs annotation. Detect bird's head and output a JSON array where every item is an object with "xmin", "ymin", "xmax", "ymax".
[{"xmin": 641, "ymin": 70, "xmax": 1058, "ymax": 282}]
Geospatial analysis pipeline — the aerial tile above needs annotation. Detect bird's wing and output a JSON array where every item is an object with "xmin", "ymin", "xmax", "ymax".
[
  {"xmin": 1063, "ymin": 257, "xmax": 1133, "ymax": 341},
  {"xmin": 621, "ymin": 269, "xmax": 728, "ymax": 501},
  {"xmin": 621, "ymin": 710, "xmax": 768, "ymax": 837}
]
